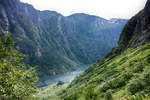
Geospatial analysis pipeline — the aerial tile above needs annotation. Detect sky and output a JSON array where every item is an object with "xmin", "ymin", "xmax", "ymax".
[{"xmin": 20, "ymin": 0, "xmax": 147, "ymax": 19}]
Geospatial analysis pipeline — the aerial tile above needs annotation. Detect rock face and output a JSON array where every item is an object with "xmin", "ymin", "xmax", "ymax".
[
  {"xmin": 60, "ymin": 1, "xmax": 150, "ymax": 100},
  {"xmin": 0, "ymin": 0, "xmax": 127, "ymax": 76},
  {"xmin": 118, "ymin": 0, "xmax": 150, "ymax": 49}
]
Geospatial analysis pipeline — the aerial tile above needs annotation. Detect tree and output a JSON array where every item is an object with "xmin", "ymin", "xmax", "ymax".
[{"xmin": 0, "ymin": 33, "xmax": 38, "ymax": 100}]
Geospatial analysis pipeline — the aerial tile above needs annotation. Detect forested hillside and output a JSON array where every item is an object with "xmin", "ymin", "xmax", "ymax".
[
  {"xmin": 60, "ymin": 0, "xmax": 150, "ymax": 100},
  {"xmin": 0, "ymin": 0, "xmax": 126, "ymax": 76}
]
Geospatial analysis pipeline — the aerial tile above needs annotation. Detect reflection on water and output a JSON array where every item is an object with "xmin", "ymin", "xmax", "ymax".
[{"xmin": 37, "ymin": 65, "xmax": 89, "ymax": 87}]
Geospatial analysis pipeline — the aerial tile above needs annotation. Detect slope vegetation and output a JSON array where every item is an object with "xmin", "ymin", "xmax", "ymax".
[
  {"xmin": 60, "ymin": 0, "xmax": 150, "ymax": 99},
  {"xmin": 0, "ymin": 0, "xmax": 127, "ymax": 76},
  {"xmin": 61, "ymin": 42, "xmax": 150, "ymax": 100}
]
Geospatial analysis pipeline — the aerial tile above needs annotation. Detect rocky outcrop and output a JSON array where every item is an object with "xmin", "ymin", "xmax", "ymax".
[
  {"xmin": 118, "ymin": 0, "xmax": 150, "ymax": 49},
  {"xmin": 0, "ymin": 0, "xmax": 127, "ymax": 76}
]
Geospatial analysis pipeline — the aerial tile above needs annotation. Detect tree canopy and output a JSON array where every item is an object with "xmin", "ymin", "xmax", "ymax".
[{"xmin": 0, "ymin": 33, "xmax": 38, "ymax": 100}]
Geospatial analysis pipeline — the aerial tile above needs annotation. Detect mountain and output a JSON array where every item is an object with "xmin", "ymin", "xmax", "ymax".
[
  {"xmin": 60, "ymin": 0, "xmax": 150, "ymax": 100},
  {"xmin": 119, "ymin": 1, "xmax": 150, "ymax": 49},
  {"xmin": 0, "ymin": 0, "xmax": 127, "ymax": 77}
]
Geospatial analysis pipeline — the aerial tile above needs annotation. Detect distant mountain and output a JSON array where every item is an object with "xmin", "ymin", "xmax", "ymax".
[
  {"xmin": 0, "ymin": 0, "xmax": 127, "ymax": 77},
  {"xmin": 61, "ymin": 0, "xmax": 150, "ymax": 100},
  {"xmin": 109, "ymin": 18, "xmax": 128, "ymax": 24}
]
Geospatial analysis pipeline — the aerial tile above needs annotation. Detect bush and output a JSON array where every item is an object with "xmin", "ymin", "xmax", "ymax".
[
  {"xmin": 83, "ymin": 84, "xmax": 97, "ymax": 100},
  {"xmin": 147, "ymin": 54, "xmax": 150, "ymax": 63},
  {"xmin": 101, "ymin": 73, "xmax": 133, "ymax": 92},
  {"xmin": 127, "ymin": 79, "xmax": 144, "ymax": 95},
  {"xmin": 104, "ymin": 90, "xmax": 113, "ymax": 100},
  {"xmin": 132, "ymin": 65, "xmax": 144, "ymax": 73},
  {"xmin": 100, "ymin": 82, "xmax": 111, "ymax": 92},
  {"xmin": 126, "ymin": 93, "xmax": 145, "ymax": 100},
  {"xmin": 69, "ymin": 92, "xmax": 79, "ymax": 100}
]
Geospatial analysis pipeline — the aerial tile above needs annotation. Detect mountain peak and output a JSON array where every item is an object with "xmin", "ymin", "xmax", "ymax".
[
  {"xmin": 144, "ymin": 0, "xmax": 150, "ymax": 14},
  {"xmin": 118, "ymin": 0, "xmax": 150, "ymax": 50},
  {"xmin": 0, "ymin": 0, "xmax": 126, "ymax": 77}
]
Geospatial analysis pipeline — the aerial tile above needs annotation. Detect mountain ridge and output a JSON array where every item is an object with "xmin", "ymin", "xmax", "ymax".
[
  {"xmin": 0, "ymin": 0, "xmax": 127, "ymax": 77},
  {"xmin": 59, "ymin": 0, "xmax": 150, "ymax": 100}
]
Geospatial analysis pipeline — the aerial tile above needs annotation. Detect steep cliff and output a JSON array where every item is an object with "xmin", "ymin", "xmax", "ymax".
[
  {"xmin": 119, "ymin": 0, "xmax": 150, "ymax": 49},
  {"xmin": 60, "ymin": 0, "xmax": 150, "ymax": 100},
  {"xmin": 0, "ymin": 0, "xmax": 126, "ymax": 76}
]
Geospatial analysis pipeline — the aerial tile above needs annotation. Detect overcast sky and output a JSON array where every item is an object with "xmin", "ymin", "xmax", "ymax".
[{"xmin": 20, "ymin": 0, "xmax": 147, "ymax": 19}]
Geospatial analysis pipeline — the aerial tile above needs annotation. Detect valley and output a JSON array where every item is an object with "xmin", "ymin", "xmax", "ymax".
[
  {"xmin": 0, "ymin": 0, "xmax": 150, "ymax": 100},
  {"xmin": 0, "ymin": 0, "xmax": 127, "ymax": 77},
  {"xmin": 36, "ymin": 65, "xmax": 89, "ymax": 87}
]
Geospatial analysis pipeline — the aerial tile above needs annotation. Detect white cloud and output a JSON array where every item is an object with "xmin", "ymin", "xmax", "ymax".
[{"xmin": 20, "ymin": 0, "xmax": 147, "ymax": 19}]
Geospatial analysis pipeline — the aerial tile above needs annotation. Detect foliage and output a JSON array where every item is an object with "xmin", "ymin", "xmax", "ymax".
[
  {"xmin": 82, "ymin": 84, "xmax": 97, "ymax": 100},
  {"xmin": 1, "ymin": 0, "xmax": 127, "ymax": 77},
  {"xmin": 104, "ymin": 90, "xmax": 113, "ymax": 100},
  {"xmin": 127, "ymin": 79, "xmax": 144, "ymax": 95},
  {"xmin": 127, "ymin": 66, "xmax": 150, "ymax": 95},
  {"xmin": 60, "ymin": 42, "xmax": 150, "ymax": 100},
  {"xmin": 0, "ymin": 33, "xmax": 38, "ymax": 100},
  {"xmin": 35, "ymin": 83, "xmax": 69, "ymax": 100},
  {"xmin": 126, "ymin": 93, "xmax": 147, "ymax": 100}
]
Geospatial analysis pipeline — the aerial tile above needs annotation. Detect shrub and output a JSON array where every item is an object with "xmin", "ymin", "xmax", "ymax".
[
  {"xmin": 83, "ymin": 84, "xmax": 97, "ymax": 100},
  {"xmin": 132, "ymin": 65, "xmax": 144, "ymax": 73},
  {"xmin": 126, "ymin": 93, "xmax": 145, "ymax": 100},
  {"xmin": 127, "ymin": 79, "xmax": 144, "ymax": 95},
  {"xmin": 104, "ymin": 90, "xmax": 113, "ymax": 100},
  {"xmin": 69, "ymin": 92, "xmax": 79, "ymax": 100},
  {"xmin": 101, "ymin": 73, "xmax": 133, "ymax": 92},
  {"xmin": 147, "ymin": 55, "xmax": 150, "ymax": 63}
]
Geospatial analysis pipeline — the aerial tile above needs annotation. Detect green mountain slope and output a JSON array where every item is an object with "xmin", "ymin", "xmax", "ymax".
[
  {"xmin": 60, "ymin": 0, "xmax": 150, "ymax": 100},
  {"xmin": 61, "ymin": 42, "xmax": 150, "ymax": 100},
  {"xmin": 0, "ymin": 0, "xmax": 126, "ymax": 76}
]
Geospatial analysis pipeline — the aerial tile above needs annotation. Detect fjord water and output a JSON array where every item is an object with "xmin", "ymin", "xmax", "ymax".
[{"xmin": 37, "ymin": 65, "xmax": 89, "ymax": 87}]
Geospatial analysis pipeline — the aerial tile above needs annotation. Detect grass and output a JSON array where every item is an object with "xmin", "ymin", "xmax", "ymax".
[
  {"xmin": 60, "ymin": 42, "xmax": 150, "ymax": 100},
  {"xmin": 34, "ymin": 82, "xmax": 69, "ymax": 100}
]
